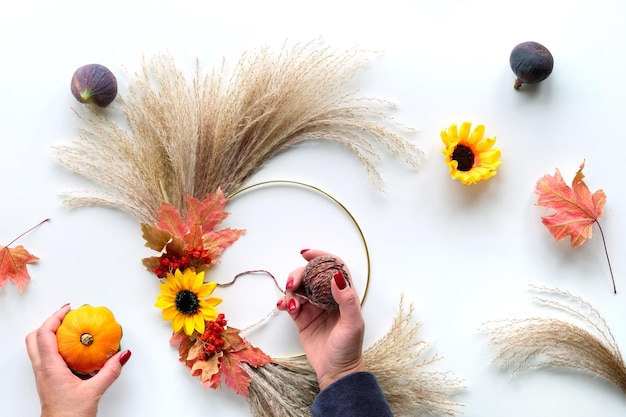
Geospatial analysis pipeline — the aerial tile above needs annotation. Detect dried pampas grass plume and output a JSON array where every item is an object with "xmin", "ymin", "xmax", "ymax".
[
  {"xmin": 245, "ymin": 297, "xmax": 465, "ymax": 417},
  {"xmin": 54, "ymin": 40, "xmax": 423, "ymax": 223},
  {"xmin": 482, "ymin": 285, "xmax": 626, "ymax": 395}
]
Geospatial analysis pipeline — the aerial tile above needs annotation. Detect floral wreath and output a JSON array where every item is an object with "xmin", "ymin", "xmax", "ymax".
[
  {"xmin": 145, "ymin": 180, "xmax": 372, "ymax": 395},
  {"xmin": 55, "ymin": 41, "xmax": 464, "ymax": 416}
]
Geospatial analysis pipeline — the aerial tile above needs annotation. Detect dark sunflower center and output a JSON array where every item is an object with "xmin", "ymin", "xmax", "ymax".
[
  {"xmin": 451, "ymin": 144, "xmax": 475, "ymax": 171},
  {"xmin": 175, "ymin": 290, "xmax": 200, "ymax": 315}
]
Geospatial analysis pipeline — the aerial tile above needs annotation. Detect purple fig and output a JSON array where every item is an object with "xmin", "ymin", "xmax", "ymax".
[
  {"xmin": 510, "ymin": 41, "xmax": 554, "ymax": 89},
  {"xmin": 70, "ymin": 64, "xmax": 117, "ymax": 107}
]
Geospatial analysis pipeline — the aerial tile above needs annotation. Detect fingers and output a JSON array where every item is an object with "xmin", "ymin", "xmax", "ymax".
[
  {"xmin": 300, "ymin": 249, "xmax": 344, "ymax": 265},
  {"xmin": 330, "ymin": 270, "xmax": 363, "ymax": 325},
  {"xmin": 285, "ymin": 267, "xmax": 305, "ymax": 295},
  {"xmin": 26, "ymin": 304, "xmax": 72, "ymax": 368},
  {"xmin": 276, "ymin": 263, "xmax": 306, "ymax": 312},
  {"xmin": 277, "ymin": 249, "xmax": 355, "ymax": 306},
  {"xmin": 88, "ymin": 349, "xmax": 131, "ymax": 394},
  {"xmin": 42, "ymin": 304, "xmax": 72, "ymax": 332},
  {"xmin": 301, "ymin": 249, "xmax": 353, "ymax": 285},
  {"xmin": 277, "ymin": 249, "xmax": 359, "ymax": 320}
]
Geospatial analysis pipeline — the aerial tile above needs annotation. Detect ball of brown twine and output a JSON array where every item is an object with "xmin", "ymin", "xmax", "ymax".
[{"xmin": 296, "ymin": 255, "xmax": 350, "ymax": 310}]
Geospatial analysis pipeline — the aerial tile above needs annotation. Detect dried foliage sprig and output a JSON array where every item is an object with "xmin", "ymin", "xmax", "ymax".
[
  {"xmin": 245, "ymin": 297, "xmax": 465, "ymax": 417},
  {"xmin": 54, "ymin": 40, "xmax": 423, "ymax": 223},
  {"xmin": 535, "ymin": 161, "xmax": 616, "ymax": 293},
  {"xmin": 0, "ymin": 218, "xmax": 50, "ymax": 293},
  {"xmin": 482, "ymin": 285, "xmax": 626, "ymax": 394}
]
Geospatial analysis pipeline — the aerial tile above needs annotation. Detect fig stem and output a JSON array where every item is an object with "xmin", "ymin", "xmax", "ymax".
[
  {"xmin": 514, "ymin": 78, "xmax": 523, "ymax": 89},
  {"xmin": 595, "ymin": 220, "xmax": 616, "ymax": 294}
]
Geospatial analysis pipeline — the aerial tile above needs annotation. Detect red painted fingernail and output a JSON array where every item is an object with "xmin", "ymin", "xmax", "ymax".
[
  {"xmin": 288, "ymin": 299, "xmax": 297, "ymax": 312},
  {"xmin": 285, "ymin": 277, "xmax": 294, "ymax": 290},
  {"xmin": 300, "ymin": 249, "xmax": 310, "ymax": 254},
  {"xmin": 119, "ymin": 350, "xmax": 132, "ymax": 366},
  {"xmin": 334, "ymin": 271, "xmax": 347, "ymax": 290},
  {"xmin": 276, "ymin": 299, "xmax": 284, "ymax": 308}
]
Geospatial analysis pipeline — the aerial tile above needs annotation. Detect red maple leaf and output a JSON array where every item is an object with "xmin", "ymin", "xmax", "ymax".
[
  {"xmin": 208, "ymin": 327, "xmax": 273, "ymax": 396},
  {"xmin": 141, "ymin": 189, "xmax": 245, "ymax": 276},
  {"xmin": 171, "ymin": 325, "xmax": 272, "ymax": 396},
  {"xmin": 535, "ymin": 161, "xmax": 615, "ymax": 292},
  {"xmin": 0, "ymin": 219, "xmax": 49, "ymax": 293}
]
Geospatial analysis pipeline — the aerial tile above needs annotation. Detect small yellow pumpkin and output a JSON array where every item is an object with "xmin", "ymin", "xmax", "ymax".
[{"xmin": 56, "ymin": 304, "xmax": 123, "ymax": 374}]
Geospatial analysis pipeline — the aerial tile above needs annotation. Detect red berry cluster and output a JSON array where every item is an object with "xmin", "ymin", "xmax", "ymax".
[
  {"xmin": 198, "ymin": 314, "xmax": 227, "ymax": 361},
  {"xmin": 154, "ymin": 246, "xmax": 212, "ymax": 278}
]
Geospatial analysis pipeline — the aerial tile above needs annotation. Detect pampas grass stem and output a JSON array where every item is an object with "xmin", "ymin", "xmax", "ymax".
[
  {"xmin": 246, "ymin": 297, "xmax": 464, "ymax": 417},
  {"xmin": 482, "ymin": 285, "xmax": 626, "ymax": 394},
  {"xmin": 55, "ymin": 40, "xmax": 423, "ymax": 223}
]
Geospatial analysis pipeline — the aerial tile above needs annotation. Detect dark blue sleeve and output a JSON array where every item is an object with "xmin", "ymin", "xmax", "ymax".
[{"xmin": 311, "ymin": 372, "xmax": 393, "ymax": 417}]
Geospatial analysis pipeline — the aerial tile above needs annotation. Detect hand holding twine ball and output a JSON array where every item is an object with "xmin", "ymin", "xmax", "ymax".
[{"xmin": 296, "ymin": 256, "xmax": 351, "ymax": 310}]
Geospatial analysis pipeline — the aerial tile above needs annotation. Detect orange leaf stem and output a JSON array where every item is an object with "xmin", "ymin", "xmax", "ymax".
[{"xmin": 5, "ymin": 218, "xmax": 51, "ymax": 247}]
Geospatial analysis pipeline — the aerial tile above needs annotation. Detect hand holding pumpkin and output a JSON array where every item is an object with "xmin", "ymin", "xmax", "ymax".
[
  {"xmin": 25, "ymin": 304, "xmax": 131, "ymax": 417},
  {"xmin": 56, "ymin": 304, "xmax": 123, "ymax": 375}
]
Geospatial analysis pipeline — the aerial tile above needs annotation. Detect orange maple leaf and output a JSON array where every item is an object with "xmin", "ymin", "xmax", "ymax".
[
  {"xmin": 535, "ymin": 161, "xmax": 605, "ymax": 248},
  {"xmin": 141, "ymin": 189, "xmax": 245, "ymax": 276},
  {"xmin": 0, "ymin": 219, "xmax": 49, "ymax": 293},
  {"xmin": 535, "ymin": 161, "xmax": 615, "ymax": 293}
]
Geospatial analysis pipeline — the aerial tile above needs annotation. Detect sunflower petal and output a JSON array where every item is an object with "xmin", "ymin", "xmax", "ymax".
[
  {"xmin": 172, "ymin": 314, "xmax": 185, "ymax": 332},
  {"xmin": 155, "ymin": 296, "xmax": 174, "ymax": 308},
  {"xmin": 205, "ymin": 297, "xmax": 223, "ymax": 308},
  {"xmin": 459, "ymin": 122, "xmax": 471, "ymax": 141},
  {"xmin": 194, "ymin": 314, "xmax": 205, "ymax": 334},
  {"xmin": 162, "ymin": 306, "xmax": 178, "ymax": 320},
  {"xmin": 200, "ymin": 305, "xmax": 219, "ymax": 319},
  {"xmin": 183, "ymin": 317, "xmax": 195, "ymax": 335},
  {"xmin": 467, "ymin": 124, "xmax": 485, "ymax": 145},
  {"xmin": 448, "ymin": 124, "xmax": 458, "ymax": 139},
  {"xmin": 474, "ymin": 136, "xmax": 497, "ymax": 152}
]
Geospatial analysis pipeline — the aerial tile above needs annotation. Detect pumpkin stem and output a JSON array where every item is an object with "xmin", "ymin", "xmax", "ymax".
[{"xmin": 80, "ymin": 333, "xmax": 94, "ymax": 346}]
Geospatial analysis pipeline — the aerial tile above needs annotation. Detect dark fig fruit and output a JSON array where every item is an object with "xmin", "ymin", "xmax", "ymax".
[
  {"xmin": 509, "ymin": 41, "xmax": 553, "ymax": 89},
  {"xmin": 71, "ymin": 64, "xmax": 118, "ymax": 107}
]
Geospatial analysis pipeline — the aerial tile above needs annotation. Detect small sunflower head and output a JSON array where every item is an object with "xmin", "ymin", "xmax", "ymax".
[
  {"xmin": 441, "ymin": 122, "xmax": 502, "ymax": 185},
  {"xmin": 155, "ymin": 268, "xmax": 222, "ymax": 336}
]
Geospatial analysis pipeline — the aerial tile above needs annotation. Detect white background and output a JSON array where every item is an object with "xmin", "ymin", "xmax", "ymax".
[{"xmin": 1, "ymin": 0, "xmax": 625, "ymax": 416}]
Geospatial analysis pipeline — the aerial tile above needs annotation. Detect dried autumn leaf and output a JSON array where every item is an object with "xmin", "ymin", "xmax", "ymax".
[
  {"xmin": 154, "ymin": 203, "xmax": 188, "ymax": 241},
  {"xmin": 209, "ymin": 327, "xmax": 273, "ymax": 396},
  {"xmin": 187, "ymin": 189, "xmax": 231, "ymax": 235},
  {"xmin": 0, "ymin": 246, "xmax": 39, "ymax": 293},
  {"xmin": 170, "ymin": 324, "xmax": 272, "ymax": 396},
  {"xmin": 535, "ymin": 161, "xmax": 605, "ymax": 248},
  {"xmin": 535, "ymin": 161, "xmax": 615, "ymax": 293},
  {"xmin": 191, "ymin": 351, "xmax": 222, "ymax": 382},
  {"xmin": 140, "ymin": 223, "xmax": 171, "ymax": 252},
  {"xmin": 0, "ymin": 219, "xmax": 49, "ymax": 293},
  {"xmin": 212, "ymin": 344, "xmax": 273, "ymax": 396},
  {"xmin": 141, "ymin": 190, "xmax": 245, "ymax": 274}
]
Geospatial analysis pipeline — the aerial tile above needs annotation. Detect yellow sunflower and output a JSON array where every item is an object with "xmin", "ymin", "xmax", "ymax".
[
  {"xmin": 441, "ymin": 122, "xmax": 502, "ymax": 185},
  {"xmin": 155, "ymin": 268, "xmax": 222, "ymax": 336}
]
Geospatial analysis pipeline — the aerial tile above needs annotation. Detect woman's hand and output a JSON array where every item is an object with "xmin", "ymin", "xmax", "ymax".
[
  {"xmin": 25, "ymin": 304, "xmax": 131, "ymax": 417},
  {"xmin": 277, "ymin": 249, "xmax": 366, "ymax": 390}
]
